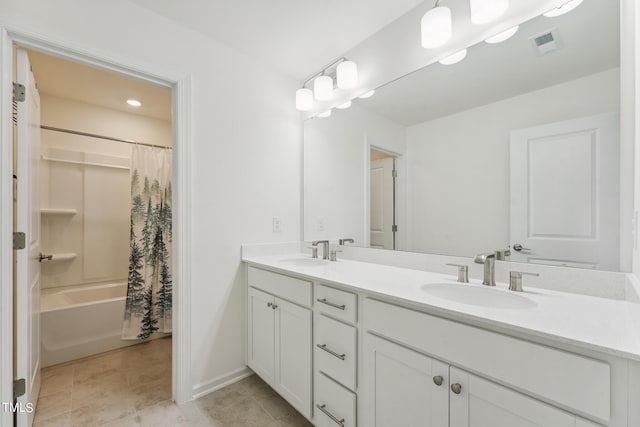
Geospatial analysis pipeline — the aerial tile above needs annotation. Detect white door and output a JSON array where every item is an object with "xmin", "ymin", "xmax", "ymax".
[
  {"xmin": 370, "ymin": 157, "xmax": 395, "ymax": 250},
  {"xmin": 15, "ymin": 48, "xmax": 42, "ymax": 427},
  {"xmin": 274, "ymin": 297, "xmax": 312, "ymax": 419},
  {"xmin": 449, "ymin": 367, "xmax": 577, "ymax": 427},
  {"xmin": 510, "ymin": 113, "xmax": 619, "ymax": 270},
  {"xmin": 247, "ymin": 287, "xmax": 275, "ymax": 384},
  {"xmin": 364, "ymin": 334, "xmax": 449, "ymax": 427}
]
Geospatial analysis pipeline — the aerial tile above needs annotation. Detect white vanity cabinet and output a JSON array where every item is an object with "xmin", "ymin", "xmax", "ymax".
[
  {"xmin": 247, "ymin": 267, "xmax": 313, "ymax": 419},
  {"xmin": 363, "ymin": 298, "xmax": 608, "ymax": 427}
]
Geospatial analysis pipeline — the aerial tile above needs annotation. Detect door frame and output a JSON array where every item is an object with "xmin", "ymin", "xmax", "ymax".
[
  {"xmin": 0, "ymin": 27, "xmax": 193, "ymax": 424},
  {"xmin": 364, "ymin": 140, "xmax": 405, "ymax": 251}
]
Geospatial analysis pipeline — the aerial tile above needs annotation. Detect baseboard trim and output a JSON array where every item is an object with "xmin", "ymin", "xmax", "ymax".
[{"xmin": 191, "ymin": 366, "xmax": 254, "ymax": 399}]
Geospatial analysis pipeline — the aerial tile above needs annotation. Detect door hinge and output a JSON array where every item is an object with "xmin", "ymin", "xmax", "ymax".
[
  {"xmin": 13, "ymin": 378, "xmax": 25, "ymax": 399},
  {"xmin": 392, "ymin": 169, "xmax": 398, "ymax": 179},
  {"xmin": 392, "ymin": 225, "xmax": 398, "ymax": 232},
  {"xmin": 13, "ymin": 83, "xmax": 25, "ymax": 103},
  {"xmin": 13, "ymin": 232, "xmax": 26, "ymax": 250}
]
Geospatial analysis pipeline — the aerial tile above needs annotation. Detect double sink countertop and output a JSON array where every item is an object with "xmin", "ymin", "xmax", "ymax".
[{"xmin": 243, "ymin": 253, "xmax": 640, "ymax": 361}]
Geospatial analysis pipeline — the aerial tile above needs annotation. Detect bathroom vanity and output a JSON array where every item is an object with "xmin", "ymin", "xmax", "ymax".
[{"xmin": 243, "ymin": 249, "xmax": 640, "ymax": 427}]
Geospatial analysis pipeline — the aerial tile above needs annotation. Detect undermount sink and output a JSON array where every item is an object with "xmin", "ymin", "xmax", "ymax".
[
  {"xmin": 421, "ymin": 283, "xmax": 537, "ymax": 309},
  {"xmin": 279, "ymin": 257, "xmax": 329, "ymax": 267}
]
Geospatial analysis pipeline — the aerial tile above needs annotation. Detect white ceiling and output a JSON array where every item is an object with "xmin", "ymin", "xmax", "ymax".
[
  {"xmin": 358, "ymin": 0, "xmax": 619, "ymax": 126},
  {"xmin": 27, "ymin": 50, "xmax": 172, "ymax": 121},
  {"xmin": 130, "ymin": 0, "xmax": 424, "ymax": 80}
]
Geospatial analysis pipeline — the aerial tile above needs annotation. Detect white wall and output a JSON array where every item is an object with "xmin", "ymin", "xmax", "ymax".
[
  {"xmin": 0, "ymin": 0, "xmax": 302, "ymax": 399},
  {"xmin": 304, "ymin": 103, "xmax": 405, "ymax": 245},
  {"xmin": 406, "ymin": 68, "xmax": 620, "ymax": 258}
]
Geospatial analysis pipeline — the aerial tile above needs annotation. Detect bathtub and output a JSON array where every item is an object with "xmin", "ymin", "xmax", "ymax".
[{"xmin": 41, "ymin": 282, "xmax": 138, "ymax": 367}]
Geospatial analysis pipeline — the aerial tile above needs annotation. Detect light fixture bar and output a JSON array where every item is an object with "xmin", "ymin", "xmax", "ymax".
[{"xmin": 301, "ymin": 57, "xmax": 348, "ymax": 88}]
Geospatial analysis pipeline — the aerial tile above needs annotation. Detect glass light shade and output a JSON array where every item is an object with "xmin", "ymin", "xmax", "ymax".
[
  {"xmin": 314, "ymin": 75, "xmax": 333, "ymax": 101},
  {"xmin": 543, "ymin": 0, "xmax": 583, "ymax": 17},
  {"xmin": 470, "ymin": 0, "xmax": 509, "ymax": 24},
  {"xmin": 318, "ymin": 110, "xmax": 332, "ymax": 118},
  {"xmin": 421, "ymin": 7, "xmax": 452, "ymax": 49},
  {"xmin": 127, "ymin": 99, "xmax": 142, "ymax": 107},
  {"xmin": 359, "ymin": 90, "xmax": 375, "ymax": 99},
  {"xmin": 295, "ymin": 88, "xmax": 313, "ymax": 111},
  {"xmin": 439, "ymin": 49, "xmax": 467, "ymax": 65},
  {"xmin": 336, "ymin": 101, "xmax": 352, "ymax": 110},
  {"xmin": 337, "ymin": 61, "xmax": 358, "ymax": 89},
  {"xmin": 485, "ymin": 25, "xmax": 519, "ymax": 44}
]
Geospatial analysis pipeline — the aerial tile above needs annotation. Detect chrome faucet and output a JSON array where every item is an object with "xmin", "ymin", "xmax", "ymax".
[
  {"xmin": 339, "ymin": 238, "xmax": 355, "ymax": 245},
  {"xmin": 312, "ymin": 240, "xmax": 330, "ymax": 260},
  {"xmin": 474, "ymin": 252, "xmax": 496, "ymax": 286}
]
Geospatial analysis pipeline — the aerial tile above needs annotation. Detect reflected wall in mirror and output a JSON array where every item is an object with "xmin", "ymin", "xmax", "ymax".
[{"xmin": 304, "ymin": 0, "xmax": 626, "ymax": 271}]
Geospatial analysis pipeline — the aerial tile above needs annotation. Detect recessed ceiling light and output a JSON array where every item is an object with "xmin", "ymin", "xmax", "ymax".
[
  {"xmin": 359, "ymin": 90, "xmax": 375, "ymax": 99},
  {"xmin": 439, "ymin": 49, "xmax": 468, "ymax": 65},
  {"xmin": 127, "ymin": 99, "xmax": 142, "ymax": 107},
  {"xmin": 543, "ymin": 0, "xmax": 583, "ymax": 17},
  {"xmin": 318, "ymin": 110, "xmax": 332, "ymax": 118},
  {"xmin": 336, "ymin": 101, "xmax": 352, "ymax": 110},
  {"xmin": 485, "ymin": 25, "xmax": 519, "ymax": 44}
]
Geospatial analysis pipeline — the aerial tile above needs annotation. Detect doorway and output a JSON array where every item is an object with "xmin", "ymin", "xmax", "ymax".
[
  {"xmin": 369, "ymin": 148, "xmax": 398, "ymax": 250},
  {"xmin": 3, "ymin": 34, "xmax": 189, "ymax": 426}
]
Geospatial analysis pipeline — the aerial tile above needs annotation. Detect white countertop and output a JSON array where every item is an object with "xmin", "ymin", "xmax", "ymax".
[{"xmin": 243, "ymin": 253, "xmax": 640, "ymax": 361}]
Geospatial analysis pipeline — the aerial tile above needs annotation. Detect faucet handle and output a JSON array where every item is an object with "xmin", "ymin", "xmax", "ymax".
[
  {"xmin": 339, "ymin": 238, "xmax": 355, "ymax": 245},
  {"xmin": 329, "ymin": 250, "xmax": 342, "ymax": 262},
  {"xmin": 509, "ymin": 271, "xmax": 539, "ymax": 292},
  {"xmin": 446, "ymin": 263, "xmax": 469, "ymax": 283},
  {"xmin": 306, "ymin": 247, "xmax": 319, "ymax": 259}
]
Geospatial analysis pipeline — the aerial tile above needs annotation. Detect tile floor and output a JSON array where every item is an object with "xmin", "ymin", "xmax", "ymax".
[{"xmin": 34, "ymin": 337, "xmax": 313, "ymax": 427}]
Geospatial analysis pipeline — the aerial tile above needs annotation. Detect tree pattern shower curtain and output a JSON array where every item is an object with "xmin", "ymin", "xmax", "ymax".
[{"xmin": 122, "ymin": 145, "xmax": 172, "ymax": 339}]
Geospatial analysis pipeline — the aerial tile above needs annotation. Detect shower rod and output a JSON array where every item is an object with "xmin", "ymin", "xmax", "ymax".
[{"xmin": 40, "ymin": 125, "xmax": 172, "ymax": 150}]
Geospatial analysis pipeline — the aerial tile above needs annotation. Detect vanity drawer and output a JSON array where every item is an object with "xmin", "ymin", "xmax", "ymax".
[
  {"xmin": 316, "ymin": 284, "xmax": 357, "ymax": 323},
  {"xmin": 364, "ymin": 298, "xmax": 611, "ymax": 422},
  {"xmin": 315, "ymin": 372, "xmax": 356, "ymax": 427},
  {"xmin": 316, "ymin": 314, "xmax": 357, "ymax": 390},
  {"xmin": 248, "ymin": 266, "xmax": 312, "ymax": 307}
]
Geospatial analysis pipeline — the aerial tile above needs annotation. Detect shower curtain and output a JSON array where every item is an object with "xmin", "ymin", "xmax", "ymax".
[{"xmin": 122, "ymin": 145, "xmax": 172, "ymax": 339}]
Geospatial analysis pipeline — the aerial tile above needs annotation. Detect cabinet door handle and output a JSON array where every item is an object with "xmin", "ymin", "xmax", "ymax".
[
  {"xmin": 316, "ymin": 404, "xmax": 345, "ymax": 426},
  {"xmin": 316, "ymin": 344, "xmax": 346, "ymax": 360},
  {"xmin": 317, "ymin": 298, "xmax": 346, "ymax": 310},
  {"xmin": 433, "ymin": 375, "xmax": 444, "ymax": 386},
  {"xmin": 267, "ymin": 302, "xmax": 272, "ymax": 308},
  {"xmin": 272, "ymin": 303, "xmax": 278, "ymax": 310},
  {"xmin": 451, "ymin": 383, "xmax": 462, "ymax": 394}
]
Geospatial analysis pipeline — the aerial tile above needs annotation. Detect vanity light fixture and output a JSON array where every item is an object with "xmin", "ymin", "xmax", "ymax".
[
  {"xmin": 485, "ymin": 25, "xmax": 519, "ymax": 43},
  {"xmin": 126, "ymin": 99, "xmax": 142, "ymax": 107},
  {"xmin": 314, "ymin": 75, "xmax": 334, "ymax": 101},
  {"xmin": 470, "ymin": 0, "xmax": 509, "ymax": 25},
  {"xmin": 295, "ymin": 88, "xmax": 314, "ymax": 111},
  {"xmin": 336, "ymin": 101, "xmax": 352, "ymax": 109},
  {"xmin": 337, "ymin": 61, "xmax": 358, "ymax": 89},
  {"xmin": 421, "ymin": 4, "xmax": 452, "ymax": 49},
  {"xmin": 543, "ymin": 0, "xmax": 583, "ymax": 17},
  {"xmin": 439, "ymin": 49, "xmax": 467, "ymax": 65},
  {"xmin": 359, "ymin": 90, "xmax": 375, "ymax": 99},
  {"xmin": 318, "ymin": 110, "xmax": 332, "ymax": 118}
]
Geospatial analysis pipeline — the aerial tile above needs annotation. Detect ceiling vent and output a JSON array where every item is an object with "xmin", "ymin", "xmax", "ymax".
[{"xmin": 531, "ymin": 29, "xmax": 561, "ymax": 55}]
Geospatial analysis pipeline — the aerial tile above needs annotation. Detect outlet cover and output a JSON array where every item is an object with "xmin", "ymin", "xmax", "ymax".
[{"xmin": 272, "ymin": 216, "xmax": 282, "ymax": 233}]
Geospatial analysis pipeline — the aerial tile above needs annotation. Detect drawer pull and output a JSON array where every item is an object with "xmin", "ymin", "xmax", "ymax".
[
  {"xmin": 316, "ymin": 404, "xmax": 345, "ymax": 426},
  {"xmin": 451, "ymin": 383, "xmax": 462, "ymax": 394},
  {"xmin": 317, "ymin": 344, "xmax": 346, "ymax": 360},
  {"xmin": 317, "ymin": 298, "xmax": 346, "ymax": 310},
  {"xmin": 433, "ymin": 375, "xmax": 444, "ymax": 386}
]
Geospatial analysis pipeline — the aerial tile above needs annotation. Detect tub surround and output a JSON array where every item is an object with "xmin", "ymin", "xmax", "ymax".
[{"xmin": 243, "ymin": 242, "xmax": 640, "ymax": 426}]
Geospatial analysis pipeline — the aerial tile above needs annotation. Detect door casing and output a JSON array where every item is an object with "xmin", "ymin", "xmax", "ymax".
[{"xmin": 0, "ymin": 27, "xmax": 193, "ymax": 427}]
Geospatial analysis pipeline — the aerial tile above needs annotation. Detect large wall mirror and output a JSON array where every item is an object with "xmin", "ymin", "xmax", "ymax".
[{"xmin": 304, "ymin": 0, "xmax": 628, "ymax": 271}]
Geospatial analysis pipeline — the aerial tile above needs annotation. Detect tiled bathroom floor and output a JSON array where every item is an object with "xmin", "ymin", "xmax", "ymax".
[{"xmin": 34, "ymin": 337, "xmax": 312, "ymax": 427}]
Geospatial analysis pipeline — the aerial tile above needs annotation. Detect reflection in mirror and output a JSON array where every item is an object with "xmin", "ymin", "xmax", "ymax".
[{"xmin": 304, "ymin": 0, "xmax": 625, "ymax": 271}]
